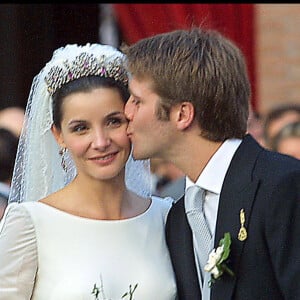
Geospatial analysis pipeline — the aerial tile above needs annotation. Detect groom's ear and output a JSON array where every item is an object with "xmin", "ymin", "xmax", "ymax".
[{"xmin": 172, "ymin": 102, "xmax": 195, "ymax": 130}]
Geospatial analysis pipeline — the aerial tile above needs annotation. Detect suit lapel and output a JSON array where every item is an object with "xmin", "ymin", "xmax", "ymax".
[
  {"xmin": 211, "ymin": 135, "xmax": 262, "ymax": 300},
  {"xmin": 166, "ymin": 197, "xmax": 201, "ymax": 299}
]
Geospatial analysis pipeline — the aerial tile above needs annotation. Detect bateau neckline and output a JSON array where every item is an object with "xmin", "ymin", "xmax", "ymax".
[{"xmin": 31, "ymin": 199, "xmax": 153, "ymax": 223}]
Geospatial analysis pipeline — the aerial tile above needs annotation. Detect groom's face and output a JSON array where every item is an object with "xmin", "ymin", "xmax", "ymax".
[{"xmin": 125, "ymin": 77, "xmax": 175, "ymax": 161}]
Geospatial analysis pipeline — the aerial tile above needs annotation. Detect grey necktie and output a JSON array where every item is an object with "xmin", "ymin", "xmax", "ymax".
[{"xmin": 186, "ymin": 185, "xmax": 212, "ymax": 282}]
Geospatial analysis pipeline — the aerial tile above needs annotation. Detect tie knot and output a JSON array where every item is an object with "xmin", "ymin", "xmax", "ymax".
[{"xmin": 186, "ymin": 185, "xmax": 204, "ymax": 211}]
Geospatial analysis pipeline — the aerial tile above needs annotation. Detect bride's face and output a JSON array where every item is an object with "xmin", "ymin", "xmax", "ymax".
[{"xmin": 52, "ymin": 87, "xmax": 131, "ymax": 182}]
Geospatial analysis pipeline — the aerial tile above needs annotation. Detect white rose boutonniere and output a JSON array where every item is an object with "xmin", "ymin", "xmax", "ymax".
[{"xmin": 204, "ymin": 232, "xmax": 235, "ymax": 287}]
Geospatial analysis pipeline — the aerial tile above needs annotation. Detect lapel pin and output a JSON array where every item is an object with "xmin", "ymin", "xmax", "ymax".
[{"xmin": 238, "ymin": 208, "xmax": 248, "ymax": 241}]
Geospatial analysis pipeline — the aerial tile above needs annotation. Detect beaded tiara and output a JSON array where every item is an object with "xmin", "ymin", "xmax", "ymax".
[{"xmin": 44, "ymin": 44, "xmax": 128, "ymax": 95}]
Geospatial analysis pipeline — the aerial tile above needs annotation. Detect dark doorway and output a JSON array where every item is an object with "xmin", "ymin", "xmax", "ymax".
[{"xmin": 0, "ymin": 4, "xmax": 99, "ymax": 109}]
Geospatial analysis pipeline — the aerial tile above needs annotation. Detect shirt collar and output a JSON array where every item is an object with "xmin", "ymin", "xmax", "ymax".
[{"xmin": 186, "ymin": 138, "xmax": 242, "ymax": 194}]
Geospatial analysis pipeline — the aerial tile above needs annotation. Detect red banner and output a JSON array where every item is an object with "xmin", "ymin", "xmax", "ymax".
[{"xmin": 113, "ymin": 4, "xmax": 256, "ymax": 109}]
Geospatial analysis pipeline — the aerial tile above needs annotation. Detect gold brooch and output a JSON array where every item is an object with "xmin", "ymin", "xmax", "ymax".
[{"xmin": 238, "ymin": 208, "xmax": 247, "ymax": 241}]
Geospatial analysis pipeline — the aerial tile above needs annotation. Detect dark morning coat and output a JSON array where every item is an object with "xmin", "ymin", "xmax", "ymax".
[{"xmin": 166, "ymin": 134, "xmax": 300, "ymax": 300}]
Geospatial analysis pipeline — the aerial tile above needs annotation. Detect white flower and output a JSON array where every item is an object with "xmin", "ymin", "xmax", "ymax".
[
  {"xmin": 204, "ymin": 232, "xmax": 235, "ymax": 286},
  {"xmin": 204, "ymin": 245, "xmax": 224, "ymax": 278}
]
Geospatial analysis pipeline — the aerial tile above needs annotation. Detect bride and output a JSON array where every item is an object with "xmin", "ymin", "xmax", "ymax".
[{"xmin": 0, "ymin": 43, "xmax": 177, "ymax": 299}]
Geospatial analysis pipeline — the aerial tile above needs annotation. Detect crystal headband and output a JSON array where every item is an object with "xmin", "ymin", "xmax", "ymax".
[{"xmin": 44, "ymin": 52, "xmax": 128, "ymax": 95}]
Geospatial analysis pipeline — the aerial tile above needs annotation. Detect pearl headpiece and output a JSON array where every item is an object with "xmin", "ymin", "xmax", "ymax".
[{"xmin": 44, "ymin": 45, "xmax": 128, "ymax": 95}]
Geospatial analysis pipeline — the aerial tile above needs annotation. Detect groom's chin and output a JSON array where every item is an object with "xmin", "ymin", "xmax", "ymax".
[
  {"xmin": 131, "ymin": 152, "xmax": 142, "ymax": 161},
  {"xmin": 131, "ymin": 148, "xmax": 147, "ymax": 161}
]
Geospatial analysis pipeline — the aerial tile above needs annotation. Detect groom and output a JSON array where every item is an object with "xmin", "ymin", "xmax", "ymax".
[{"xmin": 122, "ymin": 27, "xmax": 300, "ymax": 299}]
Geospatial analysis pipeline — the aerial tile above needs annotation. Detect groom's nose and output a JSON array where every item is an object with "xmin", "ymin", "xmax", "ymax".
[{"xmin": 124, "ymin": 96, "xmax": 134, "ymax": 121}]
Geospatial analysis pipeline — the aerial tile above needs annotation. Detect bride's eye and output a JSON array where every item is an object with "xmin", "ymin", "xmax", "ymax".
[
  {"xmin": 71, "ymin": 123, "xmax": 88, "ymax": 133},
  {"xmin": 107, "ymin": 116, "xmax": 127, "ymax": 128}
]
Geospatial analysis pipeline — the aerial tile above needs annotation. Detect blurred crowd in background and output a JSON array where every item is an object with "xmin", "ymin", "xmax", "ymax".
[{"xmin": 0, "ymin": 106, "xmax": 24, "ymax": 219}]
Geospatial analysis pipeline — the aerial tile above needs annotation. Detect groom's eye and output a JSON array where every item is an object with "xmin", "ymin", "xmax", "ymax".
[{"xmin": 132, "ymin": 98, "xmax": 140, "ymax": 105}]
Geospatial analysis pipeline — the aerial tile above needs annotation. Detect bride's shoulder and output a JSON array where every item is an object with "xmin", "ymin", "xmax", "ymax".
[
  {"xmin": 5, "ymin": 201, "xmax": 38, "ymax": 214},
  {"xmin": 0, "ymin": 201, "xmax": 37, "ymax": 233}
]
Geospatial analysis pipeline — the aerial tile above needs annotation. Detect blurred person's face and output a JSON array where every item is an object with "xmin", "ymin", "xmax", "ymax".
[
  {"xmin": 0, "ymin": 107, "xmax": 25, "ymax": 137},
  {"xmin": 277, "ymin": 136, "xmax": 300, "ymax": 160},
  {"xmin": 268, "ymin": 112, "xmax": 300, "ymax": 142}
]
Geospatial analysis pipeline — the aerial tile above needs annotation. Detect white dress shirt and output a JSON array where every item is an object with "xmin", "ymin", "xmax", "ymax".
[{"xmin": 184, "ymin": 138, "xmax": 242, "ymax": 297}]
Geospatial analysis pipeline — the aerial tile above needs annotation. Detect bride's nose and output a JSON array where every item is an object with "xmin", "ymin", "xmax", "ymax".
[{"xmin": 91, "ymin": 129, "xmax": 111, "ymax": 150}]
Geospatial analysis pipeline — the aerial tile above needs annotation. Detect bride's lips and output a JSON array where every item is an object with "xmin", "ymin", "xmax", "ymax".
[{"xmin": 88, "ymin": 152, "xmax": 118, "ymax": 165}]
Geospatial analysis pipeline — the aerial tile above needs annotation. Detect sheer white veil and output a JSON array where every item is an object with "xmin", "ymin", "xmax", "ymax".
[{"xmin": 8, "ymin": 43, "xmax": 151, "ymax": 203}]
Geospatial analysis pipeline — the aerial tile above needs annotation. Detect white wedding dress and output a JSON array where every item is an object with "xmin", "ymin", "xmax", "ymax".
[{"xmin": 0, "ymin": 196, "xmax": 177, "ymax": 300}]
